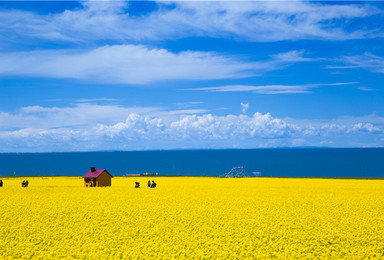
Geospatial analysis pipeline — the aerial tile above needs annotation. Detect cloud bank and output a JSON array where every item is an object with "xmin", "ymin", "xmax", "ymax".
[{"xmin": 0, "ymin": 104, "xmax": 383, "ymax": 152}]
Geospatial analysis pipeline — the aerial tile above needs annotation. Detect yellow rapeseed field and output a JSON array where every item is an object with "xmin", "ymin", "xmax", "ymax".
[{"xmin": 1, "ymin": 177, "xmax": 384, "ymax": 259}]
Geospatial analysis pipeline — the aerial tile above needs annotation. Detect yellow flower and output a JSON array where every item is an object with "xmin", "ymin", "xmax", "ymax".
[{"xmin": 0, "ymin": 177, "xmax": 384, "ymax": 258}]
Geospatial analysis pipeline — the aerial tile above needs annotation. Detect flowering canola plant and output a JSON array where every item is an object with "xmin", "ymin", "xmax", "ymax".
[{"xmin": 1, "ymin": 177, "xmax": 384, "ymax": 259}]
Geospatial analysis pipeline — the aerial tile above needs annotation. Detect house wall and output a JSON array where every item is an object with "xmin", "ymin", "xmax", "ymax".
[{"xmin": 96, "ymin": 171, "xmax": 111, "ymax": 187}]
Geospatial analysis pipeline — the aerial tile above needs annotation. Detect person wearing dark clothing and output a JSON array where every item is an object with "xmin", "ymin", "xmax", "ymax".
[
  {"xmin": 151, "ymin": 180, "xmax": 156, "ymax": 188},
  {"xmin": 135, "ymin": 182, "xmax": 140, "ymax": 188},
  {"xmin": 21, "ymin": 180, "xmax": 25, "ymax": 187},
  {"xmin": 25, "ymin": 180, "xmax": 29, "ymax": 187},
  {"xmin": 0, "ymin": 179, "xmax": 3, "ymax": 187},
  {"xmin": 148, "ymin": 180, "xmax": 151, "ymax": 188}
]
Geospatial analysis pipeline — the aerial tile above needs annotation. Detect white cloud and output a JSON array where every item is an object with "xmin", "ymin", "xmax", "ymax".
[
  {"xmin": 0, "ymin": 104, "xmax": 163, "ymax": 130},
  {"xmin": 0, "ymin": 46, "xmax": 310, "ymax": 84},
  {"xmin": 347, "ymin": 123, "xmax": 381, "ymax": 134},
  {"xmin": 0, "ymin": 104, "xmax": 383, "ymax": 151},
  {"xmin": 328, "ymin": 52, "xmax": 384, "ymax": 74},
  {"xmin": 75, "ymin": 98, "xmax": 119, "ymax": 103},
  {"xmin": 185, "ymin": 82, "xmax": 358, "ymax": 94},
  {"xmin": 131, "ymin": 1, "xmax": 382, "ymax": 41},
  {"xmin": 96, "ymin": 113, "xmax": 166, "ymax": 140},
  {"xmin": 240, "ymin": 102, "xmax": 249, "ymax": 113},
  {"xmin": 175, "ymin": 102, "xmax": 204, "ymax": 109},
  {"xmin": 0, "ymin": 103, "xmax": 210, "ymax": 131},
  {"xmin": 189, "ymin": 84, "xmax": 312, "ymax": 94},
  {"xmin": 0, "ymin": 1, "xmax": 380, "ymax": 46},
  {"xmin": 356, "ymin": 86, "xmax": 374, "ymax": 91},
  {"xmin": 269, "ymin": 50, "xmax": 314, "ymax": 62}
]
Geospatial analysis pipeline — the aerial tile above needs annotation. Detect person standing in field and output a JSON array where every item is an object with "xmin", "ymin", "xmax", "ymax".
[
  {"xmin": 0, "ymin": 179, "xmax": 3, "ymax": 187},
  {"xmin": 148, "ymin": 180, "xmax": 151, "ymax": 188}
]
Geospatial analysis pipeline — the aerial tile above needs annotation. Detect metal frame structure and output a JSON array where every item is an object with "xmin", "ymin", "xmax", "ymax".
[{"xmin": 222, "ymin": 166, "xmax": 250, "ymax": 178}]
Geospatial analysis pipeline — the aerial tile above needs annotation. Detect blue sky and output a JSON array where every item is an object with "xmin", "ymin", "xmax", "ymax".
[{"xmin": 1, "ymin": 1, "xmax": 384, "ymax": 152}]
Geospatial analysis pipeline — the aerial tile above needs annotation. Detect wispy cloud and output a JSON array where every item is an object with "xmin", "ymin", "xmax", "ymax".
[
  {"xmin": 328, "ymin": 52, "xmax": 384, "ymax": 74},
  {"xmin": 175, "ymin": 102, "xmax": 204, "ymax": 109},
  {"xmin": 356, "ymin": 86, "xmax": 375, "ymax": 91},
  {"xmin": 0, "ymin": 46, "xmax": 310, "ymax": 84},
  {"xmin": 183, "ymin": 82, "xmax": 358, "ymax": 94},
  {"xmin": 0, "ymin": 1, "xmax": 381, "ymax": 48},
  {"xmin": 188, "ymin": 85, "xmax": 312, "ymax": 94},
  {"xmin": 75, "ymin": 98, "xmax": 119, "ymax": 103}
]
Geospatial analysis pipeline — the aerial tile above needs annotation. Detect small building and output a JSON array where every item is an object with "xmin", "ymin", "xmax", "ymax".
[{"xmin": 83, "ymin": 167, "xmax": 113, "ymax": 187}]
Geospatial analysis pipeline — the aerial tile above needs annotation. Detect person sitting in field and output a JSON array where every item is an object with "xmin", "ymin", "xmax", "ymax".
[
  {"xmin": 0, "ymin": 179, "xmax": 3, "ymax": 187},
  {"xmin": 25, "ymin": 180, "xmax": 29, "ymax": 187},
  {"xmin": 21, "ymin": 180, "xmax": 25, "ymax": 187},
  {"xmin": 151, "ymin": 180, "xmax": 156, "ymax": 188},
  {"xmin": 135, "ymin": 182, "xmax": 140, "ymax": 188},
  {"xmin": 148, "ymin": 180, "xmax": 151, "ymax": 188}
]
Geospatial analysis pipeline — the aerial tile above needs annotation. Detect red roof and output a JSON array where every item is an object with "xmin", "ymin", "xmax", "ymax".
[{"xmin": 83, "ymin": 169, "xmax": 113, "ymax": 178}]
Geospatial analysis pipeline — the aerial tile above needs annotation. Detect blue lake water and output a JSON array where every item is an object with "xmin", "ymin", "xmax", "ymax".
[{"xmin": 0, "ymin": 148, "xmax": 384, "ymax": 178}]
